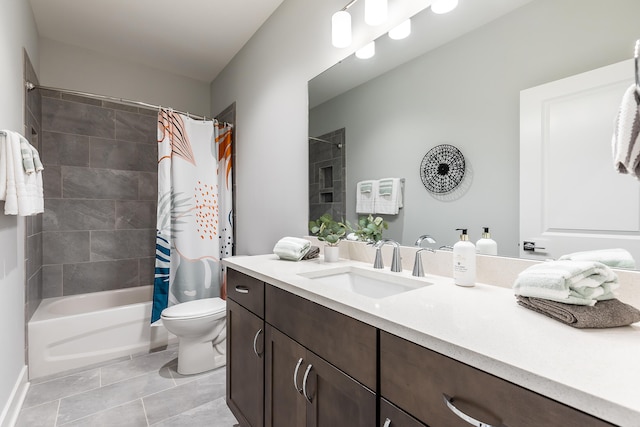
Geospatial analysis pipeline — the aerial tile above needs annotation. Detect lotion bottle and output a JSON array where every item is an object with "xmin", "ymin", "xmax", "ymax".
[
  {"xmin": 453, "ymin": 228, "xmax": 476, "ymax": 287},
  {"xmin": 476, "ymin": 227, "xmax": 498, "ymax": 255}
]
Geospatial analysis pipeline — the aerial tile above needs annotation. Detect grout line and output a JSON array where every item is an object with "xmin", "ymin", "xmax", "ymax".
[
  {"xmin": 54, "ymin": 399, "xmax": 61, "ymax": 427},
  {"xmin": 140, "ymin": 398, "xmax": 150, "ymax": 427}
]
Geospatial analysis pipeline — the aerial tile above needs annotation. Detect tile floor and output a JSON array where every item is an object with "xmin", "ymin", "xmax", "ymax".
[{"xmin": 16, "ymin": 344, "xmax": 239, "ymax": 426}]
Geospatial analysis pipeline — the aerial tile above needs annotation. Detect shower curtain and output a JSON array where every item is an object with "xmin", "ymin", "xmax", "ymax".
[{"xmin": 151, "ymin": 109, "xmax": 233, "ymax": 323}]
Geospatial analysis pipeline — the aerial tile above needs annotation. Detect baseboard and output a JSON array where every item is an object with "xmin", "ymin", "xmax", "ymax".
[{"xmin": 0, "ymin": 366, "xmax": 29, "ymax": 427}]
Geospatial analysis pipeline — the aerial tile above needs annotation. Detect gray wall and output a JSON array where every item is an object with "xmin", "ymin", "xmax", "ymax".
[
  {"xmin": 309, "ymin": 0, "xmax": 640, "ymax": 256},
  {"xmin": 41, "ymin": 91, "xmax": 158, "ymax": 297}
]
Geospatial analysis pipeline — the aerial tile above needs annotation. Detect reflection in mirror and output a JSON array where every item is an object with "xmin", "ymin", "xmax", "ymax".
[{"xmin": 309, "ymin": 0, "xmax": 640, "ymax": 265}]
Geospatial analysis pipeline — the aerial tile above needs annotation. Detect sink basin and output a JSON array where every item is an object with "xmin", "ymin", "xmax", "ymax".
[{"xmin": 299, "ymin": 266, "xmax": 431, "ymax": 299}]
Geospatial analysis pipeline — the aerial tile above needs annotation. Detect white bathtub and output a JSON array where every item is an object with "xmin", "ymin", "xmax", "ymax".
[{"xmin": 28, "ymin": 286, "xmax": 176, "ymax": 380}]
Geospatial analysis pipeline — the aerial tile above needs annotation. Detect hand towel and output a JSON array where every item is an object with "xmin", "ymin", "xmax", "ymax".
[
  {"xmin": 558, "ymin": 248, "xmax": 636, "ymax": 269},
  {"xmin": 516, "ymin": 295, "xmax": 640, "ymax": 328},
  {"xmin": 0, "ymin": 130, "xmax": 45, "ymax": 216},
  {"xmin": 301, "ymin": 245, "xmax": 320, "ymax": 260},
  {"xmin": 612, "ymin": 84, "xmax": 640, "ymax": 178},
  {"xmin": 356, "ymin": 180, "xmax": 376, "ymax": 214},
  {"xmin": 273, "ymin": 237, "xmax": 311, "ymax": 261},
  {"xmin": 20, "ymin": 137, "xmax": 35, "ymax": 174},
  {"xmin": 375, "ymin": 178, "xmax": 403, "ymax": 215},
  {"xmin": 512, "ymin": 260, "xmax": 618, "ymax": 306},
  {"xmin": 30, "ymin": 144, "xmax": 44, "ymax": 172}
]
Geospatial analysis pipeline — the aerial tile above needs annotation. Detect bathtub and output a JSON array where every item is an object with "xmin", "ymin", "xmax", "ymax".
[{"xmin": 28, "ymin": 286, "xmax": 176, "ymax": 380}]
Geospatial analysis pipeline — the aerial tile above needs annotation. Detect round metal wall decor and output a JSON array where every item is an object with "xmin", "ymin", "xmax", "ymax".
[{"xmin": 420, "ymin": 144, "xmax": 466, "ymax": 194}]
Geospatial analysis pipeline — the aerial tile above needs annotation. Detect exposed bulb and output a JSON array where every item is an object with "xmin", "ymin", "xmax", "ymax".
[
  {"xmin": 365, "ymin": 0, "xmax": 388, "ymax": 26},
  {"xmin": 389, "ymin": 19, "xmax": 411, "ymax": 40},
  {"xmin": 355, "ymin": 41, "xmax": 375, "ymax": 59},
  {"xmin": 431, "ymin": 0, "xmax": 458, "ymax": 14},
  {"xmin": 332, "ymin": 10, "xmax": 352, "ymax": 48}
]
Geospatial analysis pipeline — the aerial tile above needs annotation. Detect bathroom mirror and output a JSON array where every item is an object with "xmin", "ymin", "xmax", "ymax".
[{"xmin": 308, "ymin": 0, "xmax": 640, "ymax": 264}]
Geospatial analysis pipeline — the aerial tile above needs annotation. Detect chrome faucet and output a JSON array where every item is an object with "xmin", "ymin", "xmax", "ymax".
[
  {"xmin": 373, "ymin": 239, "xmax": 402, "ymax": 272},
  {"xmin": 413, "ymin": 234, "xmax": 437, "ymax": 277}
]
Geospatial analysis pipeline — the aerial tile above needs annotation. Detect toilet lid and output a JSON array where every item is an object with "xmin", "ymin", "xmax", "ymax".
[{"xmin": 161, "ymin": 298, "xmax": 226, "ymax": 319}]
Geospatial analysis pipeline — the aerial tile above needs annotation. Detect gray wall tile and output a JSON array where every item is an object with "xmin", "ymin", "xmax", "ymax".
[
  {"xmin": 44, "ymin": 199, "xmax": 115, "ymax": 231},
  {"xmin": 116, "ymin": 201, "xmax": 156, "ymax": 229},
  {"xmin": 43, "ymin": 165, "xmax": 62, "ymax": 198},
  {"xmin": 138, "ymin": 172, "xmax": 158, "ymax": 201},
  {"xmin": 63, "ymin": 260, "xmax": 140, "ymax": 295},
  {"xmin": 42, "ymin": 131, "xmax": 90, "ymax": 167},
  {"xmin": 42, "ymin": 264, "xmax": 63, "ymax": 298},
  {"xmin": 90, "ymin": 138, "xmax": 156, "ymax": 172},
  {"xmin": 139, "ymin": 257, "xmax": 155, "ymax": 288},
  {"xmin": 43, "ymin": 231, "xmax": 90, "ymax": 264},
  {"xmin": 62, "ymin": 167, "xmax": 139, "ymax": 200},
  {"xmin": 90, "ymin": 229, "xmax": 155, "ymax": 261},
  {"xmin": 42, "ymin": 97, "xmax": 115, "ymax": 138},
  {"xmin": 115, "ymin": 111, "xmax": 157, "ymax": 144}
]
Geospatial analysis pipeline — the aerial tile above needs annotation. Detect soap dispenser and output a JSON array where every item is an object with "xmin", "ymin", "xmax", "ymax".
[
  {"xmin": 476, "ymin": 227, "xmax": 498, "ymax": 256},
  {"xmin": 453, "ymin": 228, "xmax": 476, "ymax": 287}
]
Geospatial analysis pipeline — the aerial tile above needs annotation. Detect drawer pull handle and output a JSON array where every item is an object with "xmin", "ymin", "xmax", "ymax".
[
  {"xmin": 383, "ymin": 418, "xmax": 392, "ymax": 427},
  {"xmin": 302, "ymin": 364, "xmax": 314, "ymax": 403},
  {"xmin": 443, "ymin": 394, "xmax": 502, "ymax": 427},
  {"xmin": 252, "ymin": 328, "xmax": 263, "ymax": 357},
  {"xmin": 235, "ymin": 285, "xmax": 250, "ymax": 294},
  {"xmin": 293, "ymin": 358, "xmax": 304, "ymax": 393}
]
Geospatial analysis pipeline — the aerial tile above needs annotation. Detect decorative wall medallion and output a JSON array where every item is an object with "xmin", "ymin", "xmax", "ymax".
[{"xmin": 420, "ymin": 144, "xmax": 466, "ymax": 194}]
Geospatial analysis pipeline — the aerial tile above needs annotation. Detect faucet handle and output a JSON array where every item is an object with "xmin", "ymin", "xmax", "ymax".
[
  {"xmin": 390, "ymin": 245, "xmax": 402, "ymax": 272},
  {"xmin": 374, "ymin": 247, "xmax": 384, "ymax": 269}
]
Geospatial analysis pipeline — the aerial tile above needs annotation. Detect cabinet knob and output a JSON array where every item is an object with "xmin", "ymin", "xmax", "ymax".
[
  {"xmin": 293, "ymin": 358, "xmax": 304, "ymax": 393},
  {"xmin": 302, "ymin": 364, "xmax": 314, "ymax": 403},
  {"xmin": 252, "ymin": 328, "xmax": 263, "ymax": 357},
  {"xmin": 443, "ymin": 394, "xmax": 505, "ymax": 427},
  {"xmin": 235, "ymin": 285, "xmax": 250, "ymax": 294}
]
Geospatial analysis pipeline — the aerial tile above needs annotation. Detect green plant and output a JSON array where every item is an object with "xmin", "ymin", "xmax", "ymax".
[
  {"xmin": 309, "ymin": 214, "xmax": 347, "ymax": 246},
  {"xmin": 351, "ymin": 214, "xmax": 388, "ymax": 243}
]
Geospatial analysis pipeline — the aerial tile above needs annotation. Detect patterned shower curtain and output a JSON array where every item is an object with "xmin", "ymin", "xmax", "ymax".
[{"xmin": 151, "ymin": 109, "xmax": 233, "ymax": 323}]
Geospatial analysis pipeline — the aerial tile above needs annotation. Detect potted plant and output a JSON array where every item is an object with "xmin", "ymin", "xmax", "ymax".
[
  {"xmin": 309, "ymin": 213, "xmax": 347, "ymax": 262},
  {"xmin": 349, "ymin": 214, "xmax": 388, "ymax": 243}
]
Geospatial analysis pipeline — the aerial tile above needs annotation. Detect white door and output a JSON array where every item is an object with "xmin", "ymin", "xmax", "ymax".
[{"xmin": 520, "ymin": 59, "xmax": 640, "ymax": 264}]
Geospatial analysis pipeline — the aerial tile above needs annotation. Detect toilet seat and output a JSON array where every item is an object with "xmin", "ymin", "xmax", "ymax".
[{"xmin": 161, "ymin": 298, "xmax": 226, "ymax": 321}]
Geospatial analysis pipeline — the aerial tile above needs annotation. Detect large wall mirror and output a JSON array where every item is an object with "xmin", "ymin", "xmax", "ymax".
[{"xmin": 309, "ymin": 0, "xmax": 640, "ymax": 265}]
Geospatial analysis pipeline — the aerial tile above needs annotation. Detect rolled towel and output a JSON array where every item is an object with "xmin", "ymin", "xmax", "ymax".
[
  {"xmin": 273, "ymin": 237, "xmax": 311, "ymax": 261},
  {"xmin": 516, "ymin": 296, "xmax": 640, "ymax": 328},
  {"xmin": 558, "ymin": 248, "xmax": 636, "ymax": 269},
  {"xmin": 513, "ymin": 260, "xmax": 618, "ymax": 306},
  {"xmin": 301, "ymin": 245, "xmax": 320, "ymax": 260}
]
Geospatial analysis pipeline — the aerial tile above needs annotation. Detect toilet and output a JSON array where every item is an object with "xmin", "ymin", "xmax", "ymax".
[{"xmin": 160, "ymin": 297, "xmax": 227, "ymax": 375}]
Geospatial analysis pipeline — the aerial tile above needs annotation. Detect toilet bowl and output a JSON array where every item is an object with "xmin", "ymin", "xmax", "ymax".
[{"xmin": 160, "ymin": 297, "xmax": 227, "ymax": 375}]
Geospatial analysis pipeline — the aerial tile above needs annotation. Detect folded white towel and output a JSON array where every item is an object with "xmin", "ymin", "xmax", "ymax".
[
  {"xmin": 375, "ymin": 178, "xmax": 403, "ymax": 215},
  {"xmin": 31, "ymin": 144, "xmax": 44, "ymax": 172},
  {"xmin": 273, "ymin": 237, "xmax": 311, "ymax": 261},
  {"xmin": 0, "ymin": 130, "xmax": 44, "ymax": 216},
  {"xmin": 356, "ymin": 180, "xmax": 376, "ymax": 214},
  {"xmin": 513, "ymin": 260, "xmax": 619, "ymax": 306},
  {"xmin": 558, "ymin": 248, "xmax": 636, "ymax": 269},
  {"xmin": 612, "ymin": 84, "xmax": 640, "ymax": 179}
]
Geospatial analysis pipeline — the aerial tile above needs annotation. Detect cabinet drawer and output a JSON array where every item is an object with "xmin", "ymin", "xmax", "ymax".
[
  {"xmin": 380, "ymin": 398, "xmax": 427, "ymax": 427},
  {"xmin": 227, "ymin": 268, "xmax": 264, "ymax": 318},
  {"xmin": 265, "ymin": 284, "xmax": 377, "ymax": 390},
  {"xmin": 380, "ymin": 331, "xmax": 614, "ymax": 427}
]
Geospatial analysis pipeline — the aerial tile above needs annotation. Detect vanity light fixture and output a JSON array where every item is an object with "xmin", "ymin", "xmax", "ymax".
[
  {"xmin": 431, "ymin": 0, "xmax": 458, "ymax": 14},
  {"xmin": 388, "ymin": 18, "xmax": 411, "ymax": 40},
  {"xmin": 332, "ymin": 0, "xmax": 389, "ymax": 48},
  {"xmin": 355, "ymin": 41, "xmax": 376, "ymax": 59}
]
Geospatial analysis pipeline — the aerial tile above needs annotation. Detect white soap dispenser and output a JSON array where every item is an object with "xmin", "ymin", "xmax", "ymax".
[
  {"xmin": 453, "ymin": 228, "xmax": 476, "ymax": 287},
  {"xmin": 476, "ymin": 227, "xmax": 498, "ymax": 256}
]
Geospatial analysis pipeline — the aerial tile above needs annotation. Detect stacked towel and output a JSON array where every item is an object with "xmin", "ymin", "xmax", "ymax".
[
  {"xmin": 558, "ymin": 248, "xmax": 636, "ymax": 269},
  {"xmin": 512, "ymin": 260, "xmax": 618, "ymax": 306},
  {"xmin": 273, "ymin": 237, "xmax": 311, "ymax": 261},
  {"xmin": 612, "ymin": 83, "xmax": 640, "ymax": 179},
  {"xmin": 516, "ymin": 296, "xmax": 640, "ymax": 328},
  {"xmin": 356, "ymin": 180, "xmax": 376, "ymax": 214},
  {"xmin": 375, "ymin": 178, "xmax": 403, "ymax": 215},
  {"xmin": 301, "ymin": 245, "xmax": 320, "ymax": 260},
  {"xmin": 0, "ymin": 130, "xmax": 44, "ymax": 216}
]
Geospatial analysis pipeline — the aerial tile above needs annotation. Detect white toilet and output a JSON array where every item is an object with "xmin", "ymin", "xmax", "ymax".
[{"xmin": 160, "ymin": 297, "xmax": 227, "ymax": 375}]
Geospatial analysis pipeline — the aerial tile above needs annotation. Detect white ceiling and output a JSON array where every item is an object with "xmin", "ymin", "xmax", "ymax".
[{"xmin": 28, "ymin": 0, "xmax": 285, "ymax": 83}]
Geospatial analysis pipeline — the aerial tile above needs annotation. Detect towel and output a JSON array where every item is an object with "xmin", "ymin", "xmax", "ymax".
[
  {"xmin": 0, "ymin": 130, "xmax": 45, "ymax": 216},
  {"xmin": 273, "ymin": 237, "xmax": 311, "ymax": 261},
  {"xmin": 356, "ymin": 180, "xmax": 376, "ymax": 214},
  {"xmin": 512, "ymin": 260, "xmax": 618, "ymax": 306},
  {"xmin": 516, "ymin": 296, "xmax": 640, "ymax": 328},
  {"xmin": 558, "ymin": 248, "xmax": 636, "ymax": 269},
  {"xmin": 20, "ymin": 137, "xmax": 35, "ymax": 174},
  {"xmin": 612, "ymin": 84, "xmax": 640, "ymax": 178},
  {"xmin": 375, "ymin": 178, "xmax": 403, "ymax": 215},
  {"xmin": 301, "ymin": 245, "xmax": 320, "ymax": 260}
]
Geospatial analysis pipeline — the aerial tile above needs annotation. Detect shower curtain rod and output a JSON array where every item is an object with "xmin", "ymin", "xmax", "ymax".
[
  {"xmin": 25, "ymin": 81, "xmax": 225, "ymax": 124},
  {"xmin": 309, "ymin": 136, "xmax": 343, "ymax": 148}
]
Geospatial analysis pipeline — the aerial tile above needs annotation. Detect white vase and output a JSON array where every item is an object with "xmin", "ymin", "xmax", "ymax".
[{"xmin": 324, "ymin": 245, "xmax": 340, "ymax": 262}]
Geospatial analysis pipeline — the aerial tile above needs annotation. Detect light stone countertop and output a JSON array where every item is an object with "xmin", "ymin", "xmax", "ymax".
[{"xmin": 223, "ymin": 254, "xmax": 640, "ymax": 427}]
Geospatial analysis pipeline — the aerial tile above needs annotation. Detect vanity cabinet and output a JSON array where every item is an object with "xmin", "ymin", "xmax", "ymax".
[
  {"xmin": 380, "ymin": 331, "xmax": 615, "ymax": 427},
  {"xmin": 226, "ymin": 269, "xmax": 265, "ymax": 427}
]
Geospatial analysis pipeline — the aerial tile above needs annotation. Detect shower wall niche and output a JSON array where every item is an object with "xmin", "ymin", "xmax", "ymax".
[{"xmin": 308, "ymin": 128, "xmax": 345, "ymax": 221}]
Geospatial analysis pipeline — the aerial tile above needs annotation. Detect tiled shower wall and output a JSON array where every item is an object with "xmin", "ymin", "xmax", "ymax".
[
  {"xmin": 308, "ymin": 128, "xmax": 346, "ymax": 222},
  {"xmin": 41, "ymin": 91, "xmax": 158, "ymax": 297}
]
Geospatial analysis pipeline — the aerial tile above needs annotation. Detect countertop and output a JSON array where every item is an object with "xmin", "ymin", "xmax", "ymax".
[{"xmin": 223, "ymin": 254, "xmax": 640, "ymax": 426}]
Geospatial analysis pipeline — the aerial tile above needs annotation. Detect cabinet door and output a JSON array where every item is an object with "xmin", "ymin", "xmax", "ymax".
[
  {"xmin": 380, "ymin": 398, "xmax": 427, "ymax": 427},
  {"xmin": 227, "ymin": 299, "xmax": 264, "ymax": 427},
  {"xmin": 264, "ymin": 325, "xmax": 307, "ymax": 427},
  {"xmin": 305, "ymin": 350, "xmax": 376, "ymax": 427}
]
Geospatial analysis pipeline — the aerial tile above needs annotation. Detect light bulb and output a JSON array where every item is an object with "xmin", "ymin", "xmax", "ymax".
[
  {"xmin": 332, "ymin": 10, "xmax": 352, "ymax": 48},
  {"xmin": 364, "ymin": 0, "xmax": 388, "ymax": 26},
  {"xmin": 389, "ymin": 19, "xmax": 411, "ymax": 40},
  {"xmin": 356, "ymin": 41, "xmax": 375, "ymax": 59},
  {"xmin": 431, "ymin": 0, "xmax": 458, "ymax": 14}
]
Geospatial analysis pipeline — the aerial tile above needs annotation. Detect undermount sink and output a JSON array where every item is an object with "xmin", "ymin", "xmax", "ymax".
[{"xmin": 299, "ymin": 266, "xmax": 432, "ymax": 299}]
